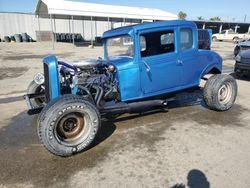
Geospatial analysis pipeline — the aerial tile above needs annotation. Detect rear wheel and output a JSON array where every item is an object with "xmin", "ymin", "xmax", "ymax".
[
  {"xmin": 203, "ymin": 74, "xmax": 237, "ymax": 111},
  {"xmin": 233, "ymin": 37, "xmax": 239, "ymax": 43},
  {"xmin": 38, "ymin": 95, "xmax": 100, "ymax": 157},
  {"xmin": 212, "ymin": 36, "xmax": 217, "ymax": 41}
]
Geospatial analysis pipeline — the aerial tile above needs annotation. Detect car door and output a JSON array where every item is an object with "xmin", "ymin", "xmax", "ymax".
[
  {"xmin": 218, "ymin": 30, "xmax": 226, "ymax": 40},
  {"xmin": 179, "ymin": 27, "xmax": 201, "ymax": 86},
  {"xmin": 139, "ymin": 28, "xmax": 182, "ymax": 94}
]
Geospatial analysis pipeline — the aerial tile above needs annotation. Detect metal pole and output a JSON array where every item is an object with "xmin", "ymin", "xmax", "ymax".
[
  {"xmin": 54, "ymin": 17, "xmax": 57, "ymax": 43},
  {"xmin": 95, "ymin": 20, "xmax": 97, "ymax": 41},
  {"xmin": 82, "ymin": 19, "xmax": 85, "ymax": 41},
  {"xmin": 108, "ymin": 17, "xmax": 110, "ymax": 30},
  {"xmin": 235, "ymin": 25, "xmax": 238, "ymax": 33},
  {"xmin": 69, "ymin": 18, "xmax": 71, "ymax": 43},
  {"xmin": 202, "ymin": 23, "xmax": 206, "ymax": 29},
  {"xmin": 72, "ymin": 16, "xmax": 75, "ymax": 46},
  {"xmin": 37, "ymin": 15, "xmax": 41, "ymax": 42},
  {"xmin": 248, "ymin": 25, "xmax": 250, "ymax": 34},
  {"xmin": 50, "ymin": 14, "xmax": 55, "ymax": 50},
  {"xmin": 91, "ymin": 16, "xmax": 93, "ymax": 47},
  {"xmin": 219, "ymin": 24, "xmax": 223, "ymax": 33}
]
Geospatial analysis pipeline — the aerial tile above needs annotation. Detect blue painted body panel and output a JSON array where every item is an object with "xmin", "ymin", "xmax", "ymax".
[
  {"xmin": 43, "ymin": 56, "xmax": 60, "ymax": 100},
  {"xmin": 207, "ymin": 29, "xmax": 213, "ymax": 48},
  {"xmin": 103, "ymin": 20, "xmax": 222, "ymax": 102}
]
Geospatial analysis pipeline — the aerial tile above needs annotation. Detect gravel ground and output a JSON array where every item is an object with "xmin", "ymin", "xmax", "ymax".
[{"xmin": 0, "ymin": 41, "xmax": 250, "ymax": 188}]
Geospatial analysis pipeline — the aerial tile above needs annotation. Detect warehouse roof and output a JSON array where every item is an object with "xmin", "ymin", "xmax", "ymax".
[{"xmin": 35, "ymin": 0, "xmax": 178, "ymax": 21}]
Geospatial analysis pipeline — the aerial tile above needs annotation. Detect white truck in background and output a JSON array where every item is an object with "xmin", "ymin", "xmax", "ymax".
[{"xmin": 212, "ymin": 29, "xmax": 250, "ymax": 42}]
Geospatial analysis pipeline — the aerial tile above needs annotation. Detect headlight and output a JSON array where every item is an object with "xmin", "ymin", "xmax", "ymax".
[
  {"xmin": 235, "ymin": 55, "xmax": 241, "ymax": 62},
  {"xmin": 108, "ymin": 65, "xmax": 116, "ymax": 73},
  {"xmin": 33, "ymin": 73, "xmax": 45, "ymax": 85}
]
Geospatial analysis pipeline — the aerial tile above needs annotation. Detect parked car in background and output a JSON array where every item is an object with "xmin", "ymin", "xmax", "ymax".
[
  {"xmin": 212, "ymin": 29, "xmax": 250, "ymax": 42},
  {"xmin": 234, "ymin": 39, "xmax": 250, "ymax": 56},
  {"xmin": 198, "ymin": 29, "xmax": 211, "ymax": 50},
  {"xmin": 235, "ymin": 49, "xmax": 250, "ymax": 77}
]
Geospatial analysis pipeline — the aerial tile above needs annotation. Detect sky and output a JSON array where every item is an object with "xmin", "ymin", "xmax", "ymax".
[{"xmin": 0, "ymin": 0, "xmax": 249, "ymax": 22}]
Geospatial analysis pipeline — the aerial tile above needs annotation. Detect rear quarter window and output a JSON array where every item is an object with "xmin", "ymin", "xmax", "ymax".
[{"xmin": 180, "ymin": 28, "xmax": 194, "ymax": 50}]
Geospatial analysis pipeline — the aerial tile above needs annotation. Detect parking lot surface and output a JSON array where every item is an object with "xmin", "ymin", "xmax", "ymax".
[{"xmin": 0, "ymin": 42, "xmax": 250, "ymax": 188}]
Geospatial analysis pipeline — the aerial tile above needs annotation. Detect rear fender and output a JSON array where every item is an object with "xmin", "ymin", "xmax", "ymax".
[{"xmin": 200, "ymin": 64, "xmax": 222, "ymax": 79}]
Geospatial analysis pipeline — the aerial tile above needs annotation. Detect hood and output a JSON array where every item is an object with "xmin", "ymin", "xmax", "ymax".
[
  {"xmin": 239, "ymin": 49, "xmax": 250, "ymax": 59},
  {"xmin": 239, "ymin": 40, "xmax": 250, "ymax": 47}
]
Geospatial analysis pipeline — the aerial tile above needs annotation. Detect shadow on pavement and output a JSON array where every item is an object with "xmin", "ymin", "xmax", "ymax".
[{"xmin": 171, "ymin": 169, "xmax": 210, "ymax": 188}]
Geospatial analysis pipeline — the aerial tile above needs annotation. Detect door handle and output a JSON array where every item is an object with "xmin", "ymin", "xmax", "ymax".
[{"xmin": 143, "ymin": 60, "xmax": 151, "ymax": 72}]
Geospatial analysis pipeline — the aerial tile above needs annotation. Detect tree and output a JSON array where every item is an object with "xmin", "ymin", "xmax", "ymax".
[
  {"xmin": 210, "ymin": 17, "xmax": 221, "ymax": 21},
  {"xmin": 197, "ymin": 16, "xmax": 204, "ymax": 20},
  {"xmin": 178, "ymin": 11, "xmax": 187, "ymax": 20}
]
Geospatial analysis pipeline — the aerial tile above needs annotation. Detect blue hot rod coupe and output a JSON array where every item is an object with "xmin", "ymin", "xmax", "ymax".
[{"xmin": 25, "ymin": 20, "xmax": 237, "ymax": 156}]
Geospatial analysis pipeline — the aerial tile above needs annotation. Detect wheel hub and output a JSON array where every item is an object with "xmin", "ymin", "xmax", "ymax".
[
  {"xmin": 57, "ymin": 113, "xmax": 85, "ymax": 140},
  {"xmin": 218, "ymin": 82, "xmax": 232, "ymax": 104}
]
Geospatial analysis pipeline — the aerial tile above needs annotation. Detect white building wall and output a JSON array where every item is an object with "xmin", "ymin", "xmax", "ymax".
[{"xmin": 0, "ymin": 12, "xmax": 110, "ymax": 41}]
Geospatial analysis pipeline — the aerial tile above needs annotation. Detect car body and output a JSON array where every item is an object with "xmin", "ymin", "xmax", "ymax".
[
  {"xmin": 234, "ymin": 39, "xmax": 250, "ymax": 56},
  {"xmin": 235, "ymin": 49, "xmax": 250, "ymax": 77},
  {"xmin": 198, "ymin": 29, "xmax": 211, "ymax": 50},
  {"xmin": 212, "ymin": 29, "xmax": 250, "ymax": 42},
  {"xmin": 100, "ymin": 21, "xmax": 223, "ymax": 102},
  {"xmin": 24, "ymin": 20, "xmax": 238, "ymax": 157}
]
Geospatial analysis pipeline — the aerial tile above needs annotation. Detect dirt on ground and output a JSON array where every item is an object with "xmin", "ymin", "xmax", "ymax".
[{"xmin": 0, "ymin": 41, "xmax": 249, "ymax": 188}]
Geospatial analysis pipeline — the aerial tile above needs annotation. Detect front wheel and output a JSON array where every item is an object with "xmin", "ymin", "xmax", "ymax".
[
  {"xmin": 203, "ymin": 74, "xmax": 237, "ymax": 111},
  {"xmin": 38, "ymin": 95, "xmax": 101, "ymax": 157}
]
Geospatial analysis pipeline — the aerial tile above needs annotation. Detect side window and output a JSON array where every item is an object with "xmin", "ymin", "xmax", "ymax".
[
  {"xmin": 180, "ymin": 28, "xmax": 193, "ymax": 50},
  {"xmin": 140, "ymin": 30, "xmax": 175, "ymax": 57},
  {"xmin": 228, "ymin": 30, "xmax": 236, "ymax": 34}
]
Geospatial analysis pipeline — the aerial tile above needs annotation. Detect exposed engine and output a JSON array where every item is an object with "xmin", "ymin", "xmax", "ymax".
[{"xmin": 59, "ymin": 59, "xmax": 119, "ymax": 108}]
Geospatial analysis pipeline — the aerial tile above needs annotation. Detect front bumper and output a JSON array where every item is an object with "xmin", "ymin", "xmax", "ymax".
[{"xmin": 23, "ymin": 93, "xmax": 45, "ymax": 115}]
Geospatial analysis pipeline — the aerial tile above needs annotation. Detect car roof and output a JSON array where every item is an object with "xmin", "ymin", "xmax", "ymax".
[{"xmin": 102, "ymin": 20, "xmax": 197, "ymax": 39}]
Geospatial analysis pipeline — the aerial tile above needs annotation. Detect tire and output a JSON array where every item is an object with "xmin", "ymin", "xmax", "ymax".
[
  {"xmin": 27, "ymin": 80, "xmax": 45, "ymax": 108},
  {"xmin": 212, "ymin": 36, "xmax": 217, "ymax": 41},
  {"xmin": 203, "ymin": 74, "xmax": 237, "ymax": 111},
  {"xmin": 234, "ymin": 46, "xmax": 240, "ymax": 56},
  {"xmin": 233, "ymin": 37, "xmax": 239, "ymax": 43},
  {"xmin": 38, "ymin": 95, "xmax": 100, "ymax": 157}
]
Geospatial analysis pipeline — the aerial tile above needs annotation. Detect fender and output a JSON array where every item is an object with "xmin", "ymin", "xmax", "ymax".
[
  {"xmin": 198, "ymin": 50, "xmax": 223, "ymax": 79},
  {"xmin": 200, "ymin": 63, "xmax": 222, "ymax": 79}
]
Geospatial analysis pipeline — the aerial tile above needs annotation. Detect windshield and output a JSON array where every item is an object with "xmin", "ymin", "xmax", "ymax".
[{"xmin": 106, "ymin": 35, "xmax": 134, "ymax": 59}]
